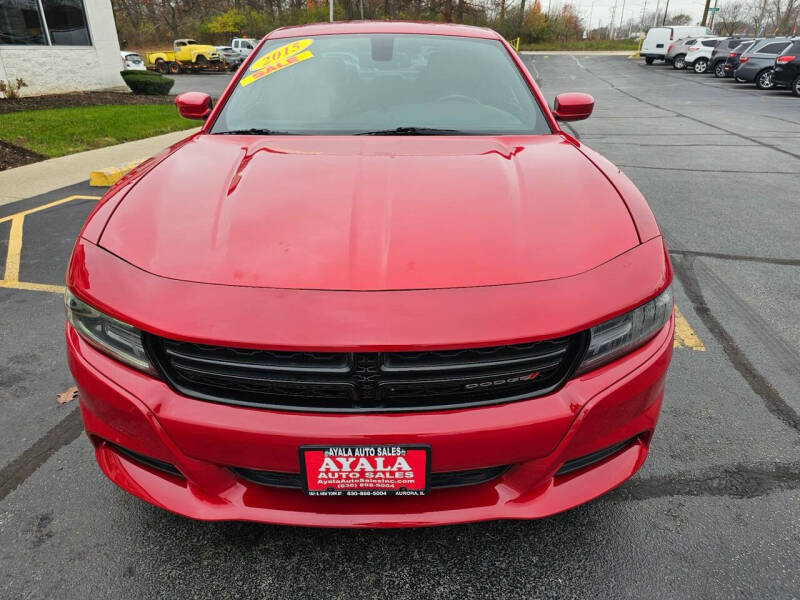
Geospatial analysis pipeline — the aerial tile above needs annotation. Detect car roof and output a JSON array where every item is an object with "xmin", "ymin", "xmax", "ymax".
[
  {"xmin": 120, "ymin": 51, "xmax": 140, "ymax": 56},
  {"xmin": 268, "ymin": 20, "xmax": 501, "ymax": 40},
  {"xmin": 749, "ymin": 37, "xmax": 792, "ymax": 50}
]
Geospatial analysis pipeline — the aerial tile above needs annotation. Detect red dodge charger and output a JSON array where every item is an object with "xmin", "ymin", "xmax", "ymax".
[{"xmin": 65, "ymin": 21, "xmax": 673, "ymax": 527}]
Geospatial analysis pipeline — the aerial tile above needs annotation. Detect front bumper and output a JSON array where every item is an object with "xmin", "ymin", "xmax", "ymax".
[{"xmin": 67, "ymin": 314, "xmax": 674, "ymax": 527}]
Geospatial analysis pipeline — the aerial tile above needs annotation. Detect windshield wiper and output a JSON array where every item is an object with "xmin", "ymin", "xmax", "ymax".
[
  {"xmin": 214, "ymin": 128, "xmax": 296, "ymax": 135},
  {"xmin": 355, "ymin": 127, "xmax": 465, "ymax": 136}
]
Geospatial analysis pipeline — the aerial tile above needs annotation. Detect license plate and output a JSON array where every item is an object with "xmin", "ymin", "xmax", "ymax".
[{"xmin": 300, "ymin": 445, "xmax": 430, "ymax": 497}]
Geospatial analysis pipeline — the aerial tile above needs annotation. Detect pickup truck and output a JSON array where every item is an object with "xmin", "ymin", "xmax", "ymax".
[
  {"xmin": 231, "ymin": 38, "xmax": 256, "ymax": 58},
  {"xmin": 146, "ymin": 39, "xmax": 225, "ymax": 74}
]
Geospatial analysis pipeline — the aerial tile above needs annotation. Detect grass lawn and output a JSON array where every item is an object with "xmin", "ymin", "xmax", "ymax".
[
  {"xmin": 0, "ymin": 104, "xmax": 197, "ymax": 158},
  {"xmin": 519, "ymin": 39, "xmax": 639, "ymax": 51}
]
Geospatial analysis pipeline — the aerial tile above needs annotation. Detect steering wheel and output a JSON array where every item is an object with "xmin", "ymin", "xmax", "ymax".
[{"xmin": 438, "ymin": 94, "xmax": 480, "ymax": 104}]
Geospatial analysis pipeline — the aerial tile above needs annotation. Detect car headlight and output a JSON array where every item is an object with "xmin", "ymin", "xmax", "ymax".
[
  {"xmin": 576, "ymin": 286, "xmax": 673, "ymax": 375},
  {"xmin": 65, "ymin": 290, "xmax": 155, "ymax": 374}
]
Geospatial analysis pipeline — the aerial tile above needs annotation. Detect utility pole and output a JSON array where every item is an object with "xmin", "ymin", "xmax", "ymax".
[
  {"xmin": 701, "ymin": 0, "xmax": 711, "ymax": 27},
  {"xmin": 359, "ymin": 0, "xmax": 364, "ymax": 19},
  {"xmin": 640, "ymin": 0, "xmax": 647, "ymax": 32},
  {"xmin": 652, "ymin": 0, "xmax": 660, "ymax": 27},
  {"xmin": 330, "ymin": 0, "xmax": 334, "ymax": 21},
  {"xmin": 661, "ymin": 0, "xmax": 670, "ymax": 26},
  {"xmin": 708, "ymin": 0, "xmax": 718, "ymax": 31},
  {"xmin": 618, "ymin": 0, "xmax": 627, "ymax": 35},
  {"xmin": 609, "ymin": 0, "xmax": 619, "ymax": 39}
]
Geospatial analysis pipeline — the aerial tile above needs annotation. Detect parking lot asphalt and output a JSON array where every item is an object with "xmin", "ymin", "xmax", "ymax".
[
  {"xmin": 166, "ymin": 71, "xmax": 235, "ymax": 98},
  {"xmin": 1, "ymin": 56, "xmax": 799, "ymax": 598}
]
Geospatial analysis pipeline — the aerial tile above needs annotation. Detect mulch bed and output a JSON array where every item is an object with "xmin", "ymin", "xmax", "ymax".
[
  {"xmin": 0, "ymin": 139, "xmax": 45, "ymax": 171},
  {"xmin": 0, "ymin": 91, "xmax": 174, "ymax": 115}
]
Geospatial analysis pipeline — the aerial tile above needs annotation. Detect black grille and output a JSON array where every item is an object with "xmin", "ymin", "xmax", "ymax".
[
  {"xmin": 145, "ymin": 333, "xmax": 586, "ymax": 413},
  {"xmin": 230, "ymin": 464, "xmax": 510, "ymax": 490},
  {"xmin": 555, "ymin": 437, "xmax": 637, "ymax": 477},
  {"xmin": 107, "ymin": 442, "xmax": 184, "ymax": 479}
]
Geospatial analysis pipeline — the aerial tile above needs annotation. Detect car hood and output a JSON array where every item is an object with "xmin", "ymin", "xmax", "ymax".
[{"xmin": 99, "ymin": 134, "xmax": 639, "ymax": 291}]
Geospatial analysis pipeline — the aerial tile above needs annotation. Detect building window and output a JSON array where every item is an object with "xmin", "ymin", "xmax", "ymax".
[
  {"xmin": 0, "ymin": 0, "xmax": 47, "ymax": 44},
  {"xmin": 0, "ymin": 0, "xmax": 91, "ymax": 46},
  {"xmin": 42, "ymin": 0, "xmax": 90, "ymax": 45}
]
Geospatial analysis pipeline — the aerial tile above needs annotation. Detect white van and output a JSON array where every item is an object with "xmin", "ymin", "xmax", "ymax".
[{"xmin": 642, "ymin": 26, "xmax": 712, "ymax": 63}]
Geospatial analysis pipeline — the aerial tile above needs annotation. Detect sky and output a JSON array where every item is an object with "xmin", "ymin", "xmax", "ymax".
[{"xmin": 550, "ymin": 0, "xmax": 708, "ymax": 31}]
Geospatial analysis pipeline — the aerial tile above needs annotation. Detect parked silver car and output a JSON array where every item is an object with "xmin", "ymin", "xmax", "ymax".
[
  {"xmin": 666, "ymin": 37, "xmax": 699, "ymax": 70},
  {"xmin": 215, "ymin": 46, "xmax": 244, "ymax": 71}
]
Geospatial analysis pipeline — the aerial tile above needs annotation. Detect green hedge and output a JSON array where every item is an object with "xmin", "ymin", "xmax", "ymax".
[{"xmin": 121, "ymin": 70, "xmax": 175, "ymax": 95}]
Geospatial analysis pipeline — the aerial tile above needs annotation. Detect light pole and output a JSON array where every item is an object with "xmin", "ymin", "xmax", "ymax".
[{"xmin": 330, "ymin": 0, "xmax": 334, "ymax": 22}]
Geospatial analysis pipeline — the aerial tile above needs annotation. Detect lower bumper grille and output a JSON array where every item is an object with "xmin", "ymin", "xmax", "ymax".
[
  {"xmin": 145, "ymin": 333, "xmax": 587, "ymax": 413},
  {"xmin": 231, "ymin": 464, "xmax": 510, "ymax": 491},
  {"xmin": 555, "ymin": 438, "xmax": 637, "ymax": 477},
  {"xmin": 107, "ymin": 442, "xmax": 184, "ymax": 479}
]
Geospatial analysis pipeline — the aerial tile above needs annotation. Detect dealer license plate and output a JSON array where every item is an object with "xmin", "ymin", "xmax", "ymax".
[{"xmin": 300, "ymin": 445, "xmax": 430, "ymax": 497}]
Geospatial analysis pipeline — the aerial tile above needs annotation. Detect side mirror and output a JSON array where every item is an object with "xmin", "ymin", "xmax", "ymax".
[
  {"xmin": 175, "ymin": 92, "xmax": 212, "ymax": 120},
  {"xmin": 552, "ymin": 93, "xmax": 594, "ymax": 122}
]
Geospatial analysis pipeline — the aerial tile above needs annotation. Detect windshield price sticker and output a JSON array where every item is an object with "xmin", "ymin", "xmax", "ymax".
[
  {"xmin": 240, "ymin": 39, "xmax": 313, "ymax": 87},
  {"xmin": 301, "ymin": 445, "xmax": 430, "ymax": 497}
]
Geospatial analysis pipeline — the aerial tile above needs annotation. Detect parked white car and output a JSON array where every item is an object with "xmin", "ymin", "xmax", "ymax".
[
  {"xmin": 642, "ymin": 26, "xmax": 713, "ymax": 64},
  {"xmin": 120, "ymin": 51, "xmax": 146, "ymax": 71},
  {"xmin": 685, "ymin": 38, "xmax": 726, "ymax": 73}
]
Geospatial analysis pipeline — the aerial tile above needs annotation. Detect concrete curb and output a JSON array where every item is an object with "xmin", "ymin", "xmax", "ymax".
[
  {"xmin": 89, "ymin": 160, "xmax": 144, "ymax": 187},
  {"xmin": 0, "ymin": 128, "xmax": 200, "ymax": 208}
]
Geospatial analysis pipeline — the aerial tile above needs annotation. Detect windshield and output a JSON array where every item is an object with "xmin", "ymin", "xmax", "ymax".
[{"xmin": 210, "ymin": 34, "xmax": 550, "ymax": 135}]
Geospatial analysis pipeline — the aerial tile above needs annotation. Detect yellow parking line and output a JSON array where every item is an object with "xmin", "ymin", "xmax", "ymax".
[
  {"xmin": 674, "ymin": 306, "xmax": 706, "ymax": 350},
  {"xmin": 0, "ymin": 280, "xmax": 65, "ymax": 294},
  {"xmin": 3, "ymin": 216, "xmax": 23, "ymax": 282},
  {"xmin": 0, "ymin": 194, "xmax": 100, "ymax": 295},
  {"xmin": 0, "ymin": 194, "xmax": 101, "ymax": 224}
]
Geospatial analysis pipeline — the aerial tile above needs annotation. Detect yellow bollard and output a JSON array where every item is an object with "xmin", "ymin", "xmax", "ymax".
[{"xmin": 628, "ymin": 37, "xmax": 643, "ymax": 60}]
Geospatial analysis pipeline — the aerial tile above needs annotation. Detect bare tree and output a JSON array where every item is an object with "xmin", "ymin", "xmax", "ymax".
[
  {"xmin": 766, "ymin": 0, "xmax": 800, "ymax": 33},
  {"xmin": 669, "ymin": 13, "xmax": 693, "ymax": 25},
  {"xmin": 716, "ymin": 0, "xmax": 748, "ymax": 34}
]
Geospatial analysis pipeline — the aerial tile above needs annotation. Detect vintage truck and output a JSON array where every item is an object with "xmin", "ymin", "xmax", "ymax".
[{"xmin": 146, "ymin": 39, "xmax": 225, "ymax": 74}]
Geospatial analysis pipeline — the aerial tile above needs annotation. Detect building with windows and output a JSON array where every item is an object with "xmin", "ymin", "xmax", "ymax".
[{"xmin": 0, "ymin": 0, "xmax": 126, "ymax": 95}]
